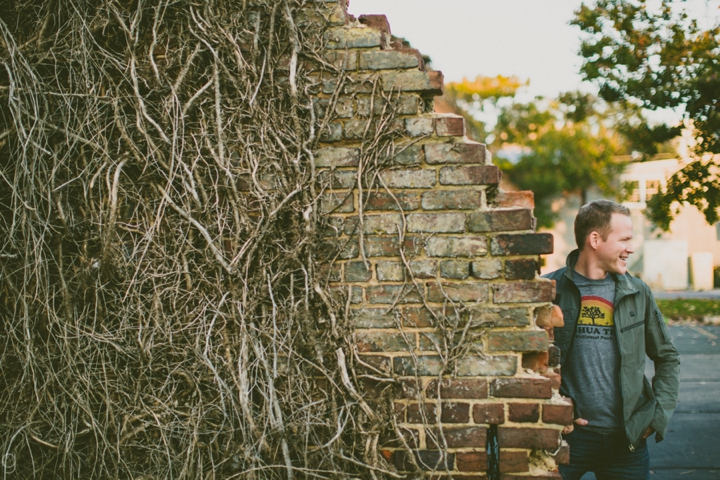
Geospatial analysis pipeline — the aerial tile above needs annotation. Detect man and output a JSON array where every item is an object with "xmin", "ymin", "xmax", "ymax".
[{"xmin": 544, "ymin": 200, "xmax": 680, "ymax": 480}]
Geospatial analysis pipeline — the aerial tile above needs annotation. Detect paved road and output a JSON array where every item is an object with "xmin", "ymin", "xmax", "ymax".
[{"xmin": 580, "ymin": 324, "xmax": 720, "ymax": 480}]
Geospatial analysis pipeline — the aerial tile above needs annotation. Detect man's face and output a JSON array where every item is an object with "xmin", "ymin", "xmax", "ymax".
[{"xmin": 596, "ymin": 213, "xmax": 634, "ymax": 275}]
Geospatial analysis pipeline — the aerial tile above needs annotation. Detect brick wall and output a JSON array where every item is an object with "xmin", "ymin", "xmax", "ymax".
[{"xmin": 313, "ymin": 1, "xmax": 572, "ymax": 477}]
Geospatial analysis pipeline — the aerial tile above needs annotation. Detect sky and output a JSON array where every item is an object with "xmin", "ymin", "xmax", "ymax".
[{"xmin": 347, "ymin": 0, "xmax": 720, "ymax": 104}]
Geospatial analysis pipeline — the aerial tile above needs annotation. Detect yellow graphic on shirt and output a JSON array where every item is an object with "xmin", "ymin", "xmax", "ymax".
[{"xmin": 578, "ymin": 296, "xmax": 614, "ymax": 326}]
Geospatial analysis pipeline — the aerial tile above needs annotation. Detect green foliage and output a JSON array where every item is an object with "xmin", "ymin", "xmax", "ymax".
[
  {"xmin": 656, "ymin": 299, "xmax": 720, "ymax": 321},
  {"xmin": 495, "ymin": 94, "xmax": 623, "ymax": 228},
  {"xmin": 573, "ymin": 0, "xmax": 720, "ymax": 229}
]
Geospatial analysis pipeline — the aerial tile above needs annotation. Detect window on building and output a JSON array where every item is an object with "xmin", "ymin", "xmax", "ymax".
[
  {"xmin": 624, "ymin": 180, "xmax": 640, "ymax": 202},
  {"xmin": 645, "ymin": 180, "xmax": 660, "ymax": 200}
]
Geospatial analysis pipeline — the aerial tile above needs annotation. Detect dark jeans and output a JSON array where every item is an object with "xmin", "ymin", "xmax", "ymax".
[{"xmin": 559, "ymin": 427, "xmax": 650, "ymax": 480}]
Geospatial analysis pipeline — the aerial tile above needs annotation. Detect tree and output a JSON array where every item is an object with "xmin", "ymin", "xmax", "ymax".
[
  {"xmin": 436, "ymin": 75, "xmax": 527, "ymax": 142},
  {"xmin": 494, "ymin": 93, "xmax": 624, "ymax": 228},
  {"xmin": 573, "ymin": 0, "xmax": 720, "ymax": 228}
]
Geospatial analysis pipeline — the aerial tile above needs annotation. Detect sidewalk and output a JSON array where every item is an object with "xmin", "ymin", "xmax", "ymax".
[{"xmin": 652, "ymin": 289, "xmax": 720, "ymax": 300}]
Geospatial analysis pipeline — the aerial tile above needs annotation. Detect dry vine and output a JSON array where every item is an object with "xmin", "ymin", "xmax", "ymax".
[{"xmin": 0, "ymin": 0, "xmax": 412, "ymax": 478}]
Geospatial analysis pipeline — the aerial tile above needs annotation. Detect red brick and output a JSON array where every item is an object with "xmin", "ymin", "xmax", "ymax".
[
  {"xmin": 542, "ymin": 402, "xmax": 573, "ymax": 425},
  {"xmin": 425, "ymin": 378, "xmax": 488, "ymax": 399},
  {"xmin": 548, "ymin": 345, "xmax": 561, "ymax": 367},
  {"xmin": 493, "ymin": 281, "xmax": 555, "ymax": 304},
  {"xmin": 400, "ymin": 306, "xmax": 436, "ymax": 328},
  {"xmin": 358, "ymin": 14, "xmax": 391, "ymax": 36},
  {"xmin": 497, "ymin": 427, "xmax": 560, "ymax": 449},
  {"xmin": 508, "ymin": 403, "xmax": 540, "ymax": 423},
  {"xmin": 542, "ymin": 370, "xmax": 562, "ymax": 390},
  {"xmin": 379, "ymin": 426, "xmax": 420, "ymax": 448},
  {"xmin": 534, "ymin": 306, "xmax": 553, "ymax": 328},
  {"xmin": 468, "ymin": 209, "xmax": 534, "ymax": 232},
  {"xmin": 441, "ymin": 402, "xmax": 470, "ymax": 423},
  {"xmin": 365, "ymin": 191, "xmax": 421, "ymax": 211},
  {"xmin": 406, "ymin": 402, "xmax": 438, "ymax": 423},
  {"xmin": 522, "ymin": 351, "xmax": 549, "ymax": 373},
  {"xmin": 488, "ymin": 330, "xmax": 550, "ymax": 352},
  {"xmin": 436, "ymin": 115, "xmax": 465, "ymax": 136},
  {"xmin": 551, "ymin": 305, "xmax": 564, "ymax": 326},
  {"xmin": 428, "ymin": 426, "xmax": 486, "ymax": 448},
  {"xmin": 505, "ymin": 258, "xmax": 539, "ymax": 280},
  {"xmin": 492, "ymin": 190, "xmax": 535, "ymax": 209},
  {"xmin": 382, "ymin": 70, "xmax": 444, "ymax": 95},
  {"xmin": 394, "ymin": 450, "xmax": 454, "ymax": 471},
  {"xmin": 472, "ymin": 403, "xmax": 505, "ymax": 424},
  {"xmin": 502, "ymin": 474, "xmax": 562, "ymax": 480},
  {"xmin": 428, "ymin": 282, "xmax": 489, "ymax": 303},
  {"xmin": 425, "ymin": 141, "xmax": 486, "ymax": 164},
  {"xmin": 491, "ymin": 233, "xmax": 553, "ymax": 256},
  {"xmin": 440, "ymin": 165, "xmax": 501, "ymax": 185},
  {"xmin": 491, "ymin": 378, "xmax": 552, "ymax": 399},
  {"xmin": 363, "ymin": 235, "xmax": 422, "ymax": 257},
  {"xmin": 456, "ymin": 451, "xmax": 487, "ymax": 472},
  {"xmin": 551, "ymin": 440, "xmax": 570, "ymax": 465},
  {"xmin": 500, "ymin": 450, "xmax": 530, "ymax": 473},
  {"xmin": 366, "ymin": 284, "xmax": 422, "ymax": 304}
]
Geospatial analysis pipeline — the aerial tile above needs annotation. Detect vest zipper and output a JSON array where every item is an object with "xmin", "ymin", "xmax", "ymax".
[{"xmin": 614, "ymin": 291, "xmax": 636, "ymax": 452}]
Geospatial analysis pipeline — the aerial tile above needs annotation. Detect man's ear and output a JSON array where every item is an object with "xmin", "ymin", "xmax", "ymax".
[{"xmin": 587, "ymin": 231, "xmax": 600, "ymax": 250}]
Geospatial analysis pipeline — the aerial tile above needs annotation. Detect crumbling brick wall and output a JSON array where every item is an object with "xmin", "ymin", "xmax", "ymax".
[{"xmin": 313, "ymin": 1, "xmax": 573, "ymax": 477}]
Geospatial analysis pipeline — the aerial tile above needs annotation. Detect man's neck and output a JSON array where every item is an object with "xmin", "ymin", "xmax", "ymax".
[{"xmin": 573, "ymin": 250, "xmax": 609, "ymax": 280}]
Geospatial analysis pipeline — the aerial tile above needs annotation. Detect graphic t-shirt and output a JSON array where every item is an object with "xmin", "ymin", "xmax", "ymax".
[{"xmin": 561, "ymin": 271, "xmax": 623, "ymax": 433}]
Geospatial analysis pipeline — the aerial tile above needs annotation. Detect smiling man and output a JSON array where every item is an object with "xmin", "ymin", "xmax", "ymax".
[{"xmin": 544, "ymin": 200, "xmax": 680, "ymax": 480}]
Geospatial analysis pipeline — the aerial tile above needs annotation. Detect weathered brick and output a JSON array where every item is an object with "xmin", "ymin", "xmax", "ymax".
[
  {"xmin": 322, "ymin": 74, "xmax": 375, "ymax": 95},
  {"xmin": 407, "ymin": 213, "xmax": 465, "ymax": 232},
  {"xmin": 343, "ymin": 118, "xmax": 369, "ymax": 139},
  {"xmin": 425, "ymin": 142, "xmax": 486, "ymax": 164},
  {"xmin": 457, "ymin": 355, "xmax": 517, "ymax": 376},
  {"xmin": 405, "ymin": 117, "xmax": 434, "ymax": 136},
  {"xmin": 427, "ymin": 282, "xmax": 488, "ymax": 303},
  {"xmin": 358, "ymin": 50, "xmax": 419, "ymax": 70},
  {"xmin": 394, "ymin": 355, "xmax": 443, "ymax": 376},
  {"xmin": 394, "ymin": 450, "xmax": 454, "ymax": 472},
  {"xmin": 491, "ymin": 233, "xmax": 553, "ymax": 256},
  {"xmin": 363, "ymin": 235, "xmax": 423, "ymax": 257},
  {"xmin": 425, "ymin": 236, "xmax": 488, "ymax": 257},
  {"xmin": 379, "ymin": 169, "xmax": 436, "ymax": 189},
  {"xmin": 318, "ymin": 169, "xmax": 356, "ymax": 189},
  {"xmin": 462, "ymin": 306, "xmax": 531, "ymax": 328},
  {"xmin": 548, "ymin": 345, "xmax": 561, "ymax": 367},
  {"xmin": 425, "ymin": 378, "xmax": 488, "ymax": 399},
  {"xmin": 471, "ymin": 258, "xmax": 503, "ymax": 279},
  {"xmin": 320, "ymin": 192, "xmax": 354, "ymax": 213},
  {"xmin": 356, "ymin": 95, "xmax": 419, "ymax": 116},
  {"xmin": 355, "ymin": 331, "xmax": 414, "ymax": 352},
  {"xmin": 491, "ymin": 190, "xmax": 535, "ymax": 209},
  {"xmin": 497, "ymin": 427, "xmax": 559, "ymax": 450},
  {"xmin": 329, "ymin": 285, "xmax": 363, "ymax": 304},
  {"xmin": 428, "ymin": 425, "xmax": 485, "ymax": 448},
  {"xmin": 334, "ymin": 96, "xmax": 354, "ymax": 118},
  {"xmin": 440, "ymin": 260, "xmax": 470, "ymax": 279},
  {"xmin": 508, "ymin": 403, "xmax": 540, "ymax": 423},
  {"xmin": 522, "ymin": 351, "xmax": 549, "ymax": 373},
  {"xmin": 488, "ymin": 330, "xmax": 550, "ymax": 352},
  {"xmin": 468, "ymin": 209, "xmax": 534, "ymax": 232},
  {"xmin": 324, "ymin": 26, "xmax": 382, "ymax": 49},
  {"xmin": 358, "ymin": 14, "xmax": 391, "ymax": 36},
  {"xmin": 417, "ymin": 332, "xmax": 445, "ymax": 351},
  {"xmin": 381, "ymin": 70, "xmax": 444, "ymax": 95},
  {"xmin": 367, "ymin": 284, "xmax": 423, "ymax": 304},
  {"xmin": 436, "ymin": 114, "xmax": 465, "ymax": 136},
  {"xmin": 421, "ymin": 189, "xmax": 483, "ymax": 210},
  {"xmin": 505, "ymin": 258, "xmax": 539, "ymax": 280},
  {"xmin": 361, "ymin": 214, "xmax": 403, "ymax": 234},
  {"xmin": 376, "ymin": 260, "xmax": 436, "ymax": 281},
  {"xmin": 319, "ymin": 122, "xmax": 343, "ymax": 142},
  {"xmin": 399, "ymin": 306, "xmax": 436, "ymax": 328},
  {"xmin": 406, "ymin": 402, "xmax": 438, "ymax": 423},
  {"xmin": 352, "ymin": 308, "xmax": 395, "ymax": 328},
  {"xmin": 344, "ymin": 261, "xmax": 372, "ymax": 282},
  {"xmin": 392, "ymin": 143, "xmax": 424, "ymax": 165},
  {"xmin": 543, "ymin": 370, "xmax": 562, "ymax": 390},
  {"xmin": 490, "ymin": 378, "xmax": 552, "ymax": 399},
  {"xmin": 323, "ymin": 50, "xmax": 358, "ymax": 70},
  {"xmin": 318, "ymin": 263, "xmax": 342, "ymax": 283},
  {"xmin": 379, "ymin": 426, "xmax": 420, "ymax": 449},
  {"xmin": 319, "ymin": 237, "xmax": 359, "ymax": 260},
  {"xmin": 551, "ymin": 440, "xmax": 570, "ymax": 465},
  {"xmin": 542, "ymin": 401, "xmax": 573, "ymax": 425},
  {"xmin": 440, "ymin": 165, "xmax": 501, "ymax": 185},
  {"xmin": 473, "ymin": 403, "xmax": 506, "ymax": 424},
  {"xmin": 499, "ymin": 450, "xmax": 531, "ymax": 474},
  {"xmin": 441, "ymin": 402, "xmax": 471, "ymax": 423},
  {"xmin": 493, "ymin": 282, "xmax": 555, "ymax": 304},
  {"xmin": 364, "ymin": 191, "xmax": 421, "ymax": 211},
  {"xmin": 357, "ymin": 355, "xmax": 391, "ymax": 374},
  {"xmin": 456, "ymin": 452, "xmax": 487, "ymax": 472}
]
